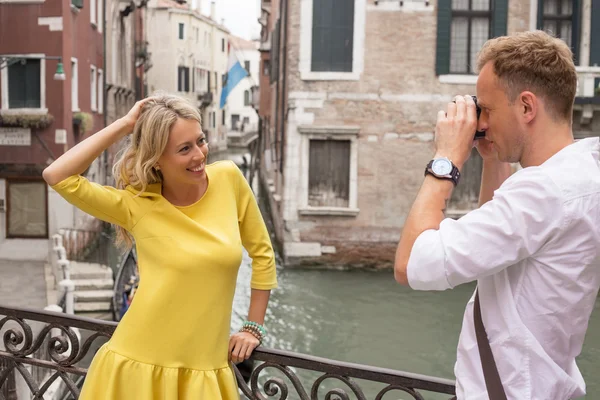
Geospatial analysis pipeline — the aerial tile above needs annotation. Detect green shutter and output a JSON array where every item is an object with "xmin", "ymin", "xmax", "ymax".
[
  {"xmin": 574, "ymin": 0, "xmax": 581, "ymax": 65},
  {"xmin": 25, "ymin": 60, "xmax": 40, "ymax": 108},
  {"xmin": 435, "ymin": 0, "xmax": 452, "ymax": 76},
  {"xmin": 311, "ymin": 0, "xmax": 354, "ymax": 72},
  {"xmin": 536, "ymin": 0, "xmax": 544, "ymax": 30},
  {"xmin": 8, "ymin": 59, "xmax": 40, "ymax": 108},
  {"xmin": 591, "ymin": 0, "xmax": 600, "ymax": 66},
  {"xmin": 491, "ymin": 0, "xmax": 508, "ymax": 38}
]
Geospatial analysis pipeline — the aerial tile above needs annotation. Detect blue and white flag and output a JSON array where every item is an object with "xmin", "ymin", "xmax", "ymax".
[{"xmin": 219, "ymin": 48, "xmax": 248, "ymax": 109}]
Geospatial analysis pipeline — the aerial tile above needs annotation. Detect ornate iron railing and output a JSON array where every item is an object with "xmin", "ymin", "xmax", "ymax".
[{"xmin": 0, "ymin": 305, "xmax": 456, "ymax": 399}]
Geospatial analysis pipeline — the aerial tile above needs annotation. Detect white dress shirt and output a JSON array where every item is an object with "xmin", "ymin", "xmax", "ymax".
[{"xmin": 407, "ymin": 137, "xmax": 600, "ymax": 399}]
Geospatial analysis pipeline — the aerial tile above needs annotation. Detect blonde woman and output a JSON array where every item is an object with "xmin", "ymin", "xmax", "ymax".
[{"xmin": 43, "ymin": 94, "xmax": 277, "ymax": 399}]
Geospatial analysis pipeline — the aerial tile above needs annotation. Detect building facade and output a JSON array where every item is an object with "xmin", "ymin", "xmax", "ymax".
[
  {"xmin": 259, "ymin": 0, "xmax": 600, "ymax": 268},
  {"xmin": 0, "ymin": 0, "xmax": 105, "ymax": 260},
  {"xmin": 104, "ymin": 0, "xmax": 149, "ymax": 180},
  {"xmin": 145, "ymin": 0, "xmax": 229, "ymax": 152}
]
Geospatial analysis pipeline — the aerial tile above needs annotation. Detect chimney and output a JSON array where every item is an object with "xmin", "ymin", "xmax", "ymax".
[{"xmin": 210, "ymin": 1, "xmax": 216, "ymax": 20}]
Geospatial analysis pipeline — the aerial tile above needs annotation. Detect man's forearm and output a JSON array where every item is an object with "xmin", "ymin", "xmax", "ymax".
[
  {"xmin": 479, "ymin": 160, "xmax": 512, "ymax": 207},
  {"xmin": 394, "ymin": 176, "xmax": 455, "ymax": 285}
]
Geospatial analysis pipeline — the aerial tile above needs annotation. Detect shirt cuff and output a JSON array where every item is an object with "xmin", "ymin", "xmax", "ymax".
[{"xmin": 407, "ymin": 229, "xmax": 451, "ymax": 291}]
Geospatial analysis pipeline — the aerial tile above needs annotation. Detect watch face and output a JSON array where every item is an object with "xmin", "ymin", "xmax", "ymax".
[{"xmin": 431, "ymin": 159, "xmax": 452, "ymax": 175}]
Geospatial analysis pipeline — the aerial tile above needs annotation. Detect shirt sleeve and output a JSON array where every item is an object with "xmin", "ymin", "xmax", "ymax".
[
  {"xmin": 51, "ymin": 175, "xmax": 138, "ymax": 231},
  {"xmin": 407, "ymin": 168, "xmax": 565, "ymax": 291},
  {"xmin": 234, "ymin": 163, "xmax": 278, "ymax": 290}
]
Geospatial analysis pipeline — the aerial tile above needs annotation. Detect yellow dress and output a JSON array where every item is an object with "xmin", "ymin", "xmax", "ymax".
[{"xmin": 51, "ymin": 160, "xmax": 278, "ymax": 399}]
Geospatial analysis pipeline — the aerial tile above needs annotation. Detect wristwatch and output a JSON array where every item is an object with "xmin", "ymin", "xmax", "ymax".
[{"xmin": 424, "ymin": 157, "xmax": 461, "ymax": 186}]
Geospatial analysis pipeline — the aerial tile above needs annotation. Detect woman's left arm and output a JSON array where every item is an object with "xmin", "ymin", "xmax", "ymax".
[
  {"xmin": 229, "ymin": 289, "xmax": 271, "ymax": 363},
  {"xmin": 229, "ymin": 163, "xmax": 278, "ymax": 363}
]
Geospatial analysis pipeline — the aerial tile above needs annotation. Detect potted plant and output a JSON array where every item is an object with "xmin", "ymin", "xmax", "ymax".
[
  {"xmin": 0, "ymin": 112, "xmax": 54, "ymax": 129},
  {"xmin": 72, "ymin": 112, "xmax": 94, "ymax": 135}
]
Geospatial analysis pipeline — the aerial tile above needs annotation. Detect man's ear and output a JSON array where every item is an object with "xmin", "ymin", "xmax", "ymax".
[{"xmin": 519, "ymin": 91, "xmax": 537, "ymax": 124}]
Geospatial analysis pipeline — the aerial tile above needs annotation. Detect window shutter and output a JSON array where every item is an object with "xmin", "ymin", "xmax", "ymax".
[
  {"xmin": 435, "ymin": 0, "xmax": 452, "ymax": 75},
  {"xmin": 491, "ymin": 0, "xmax": 508, "ymax": 38},
  {"xmin": 311, "ymin": 0, "xmax": 354, "ymax": 72},
  {"xmin": 178, "ymin": 67, "xmax": 183, "ymax": 91},
  {"xmin": 8, "ymin": 63, "xmax": 26, "ymax": 108},
  {"xmin": 185, "ymin": 67, "xmax": 190, "ymax": 92},
  {"xmin": 571, "ymin": 0, "xmax": 581, "ymax": 65},
  {"xmin": 8, "ymin": 59, "xmax": 40, "ymax": 108},
  {"xmin": 592, "ymin": 0, "xmax": 600, "ymax": 66}
]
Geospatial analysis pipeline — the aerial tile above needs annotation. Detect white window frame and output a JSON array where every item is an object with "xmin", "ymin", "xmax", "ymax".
[
  {"xmin": 0, "ymin": 53, "xmax": 47, "ymax": 112},
  {"xmin": 90, "ymin": 65, "xmax": 97, "ymax": 112},
  {"xmin": 297, "ymin": 125, "xmax": 359, "ymax": 216},
  {"xmin": 90, "ymin": 0, "xmax": 96, "ymax": 26},
  {"xmin": 71, "ymin": 58, "xmax": 79, "ymax": 111},
  {"xmin": 97, "ymin": 0, "xmax": 103, "ymax": 33},
  {"xmin": 97, "ymin": 68, "xmax": 103, "ymax": 114},
  {"xmin": 299, "ymin": 0, "xmax": 366, "ymax": 81}
]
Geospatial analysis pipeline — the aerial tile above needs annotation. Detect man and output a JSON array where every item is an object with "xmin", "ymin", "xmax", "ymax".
[{"xmin": 394, "ymin": 30, "xmax": 600, "ymax": 399}]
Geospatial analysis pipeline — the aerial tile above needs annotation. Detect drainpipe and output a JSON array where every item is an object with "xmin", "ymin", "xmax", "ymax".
[
  {"xmin": 279, "ymin": 0, "xmax": 288, "ymax": 174},
  {"xmin": 102, "ymin": 0, "xmax": 109, "ymax": 184}
]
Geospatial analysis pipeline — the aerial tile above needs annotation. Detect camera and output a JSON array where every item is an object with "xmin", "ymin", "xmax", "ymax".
[
  {"xmin": 471, "ymin": 96, "xmax": 486, "ymax": 139},
  {"xmin": 453, "ymin": 95, "xmax": 486, "ymax": 139}
]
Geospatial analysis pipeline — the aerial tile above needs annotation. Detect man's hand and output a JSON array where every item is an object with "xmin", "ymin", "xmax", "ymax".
[
  {"xmin": 228, "ymin": 331, "xmax": 260, "ymax": 364},
  {"xmin": 434, "ymin": 95, "xmax": 479, "ymax": 169}
]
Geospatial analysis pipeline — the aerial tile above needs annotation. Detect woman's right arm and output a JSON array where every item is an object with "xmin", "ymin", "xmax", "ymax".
[
  {"xmin": 42, "ymin": 98, "xmax": 151, "ymax": 186},
  {"xmin": 42, "ymin": 119, "xmax": 130, "ymax": 186}
]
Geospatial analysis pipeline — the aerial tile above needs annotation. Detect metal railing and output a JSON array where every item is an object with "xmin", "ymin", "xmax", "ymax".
[{"xmin": 0, "ymin": 305, "xmax": 456, "ymax": 399}]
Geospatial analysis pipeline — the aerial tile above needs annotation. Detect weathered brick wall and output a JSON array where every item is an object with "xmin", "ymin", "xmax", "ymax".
[{"xmin": 274, "ymin": 0, "xmax": 598, "ymax": 267}]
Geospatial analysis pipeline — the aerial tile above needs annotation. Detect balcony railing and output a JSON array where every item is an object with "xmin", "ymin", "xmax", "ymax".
[{"xmin": 0, "ymin": 305, "xmax": 455, "ymax": 399}]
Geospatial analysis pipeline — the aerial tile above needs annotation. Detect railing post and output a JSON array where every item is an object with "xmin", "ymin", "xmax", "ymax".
[
  {"xmin": 59, "ymin": 279, "xmax": 75, "ymax": 314},
  {"xmin": 57, "ymin": 258, "xmax": 70, "ymax": 280}
]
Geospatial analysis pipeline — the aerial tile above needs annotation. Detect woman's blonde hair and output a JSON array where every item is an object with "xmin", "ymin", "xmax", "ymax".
[{"xmin": 112, "ymin": 93, "xmax": 202, "ymax": 249}]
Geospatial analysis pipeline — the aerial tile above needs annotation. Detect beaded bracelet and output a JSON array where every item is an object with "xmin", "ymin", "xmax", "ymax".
[{"xmin": 240, "ymin": 321, "xmax": 267, "ymax": 343}]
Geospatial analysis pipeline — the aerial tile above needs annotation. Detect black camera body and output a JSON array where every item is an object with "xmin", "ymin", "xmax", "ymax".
[
  {"xmin": 471, "ymin": 95, "xmax": 486, "ymax": 139},
  {"xmin": 453, "ymin": 95, "xmax": 486, "ymax": 139}
]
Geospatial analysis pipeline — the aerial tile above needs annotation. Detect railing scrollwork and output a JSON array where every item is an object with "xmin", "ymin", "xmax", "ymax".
[{"xmin": 1, "ymin": 305, "xmax": 455, "ymax": 399}]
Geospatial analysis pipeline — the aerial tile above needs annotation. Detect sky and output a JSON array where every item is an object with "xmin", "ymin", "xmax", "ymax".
[{"xmin": 196, "ymin": 0, "xmax": 262, "ymax": 40}]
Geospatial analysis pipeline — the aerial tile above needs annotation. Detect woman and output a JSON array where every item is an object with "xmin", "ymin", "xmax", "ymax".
[{"xmin": 43, "ymin": 94, "xmax": 277, "ymax": 399}]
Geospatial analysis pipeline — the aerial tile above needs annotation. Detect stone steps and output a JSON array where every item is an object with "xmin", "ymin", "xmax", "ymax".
[
  {"xmin": 74, "ymin": 302, "xmax": 112, "ymax": 313},
  {"xmin": 73, "ymin": 290, "xmax": 114, "ymax": 302},
  {"xmin": 69, "ymin": 262, "xmax": 112, "ymax": 280},
  {"xmin": 72, "ymin": 278, "xmax": 114, "ymax": 291},
  {"xmin": 68, "ymin": 262, "xmax": 114, "ymax": 314}
]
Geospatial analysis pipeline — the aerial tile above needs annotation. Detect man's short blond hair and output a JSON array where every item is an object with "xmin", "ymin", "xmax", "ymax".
[{"xmin": 476, "ymin": 30, "xmax": 577, "ymax": 122}]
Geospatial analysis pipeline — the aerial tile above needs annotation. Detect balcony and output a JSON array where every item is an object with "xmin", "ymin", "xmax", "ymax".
[
  {"xmin": 0, "ymin": 305, "xmax": 455, "ymax": 399},
  {"xmin": 135, "ymin": 41, "xmax": 153, "ymax": 73},
  {"xmin": 198, "ymin": 92, "xmax": 213, "ymax": 108}
]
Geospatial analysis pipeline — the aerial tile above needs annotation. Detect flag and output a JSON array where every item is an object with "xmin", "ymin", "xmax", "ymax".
[{"xmin": 219, "ymin": 49, "xmax": 248, "ymax": 109}]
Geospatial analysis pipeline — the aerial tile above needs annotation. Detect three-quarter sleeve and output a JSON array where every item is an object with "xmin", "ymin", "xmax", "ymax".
[
  {"xmin": 407, "ymin": 168, "xmax": 566, "ymax": 291},
  {"xmin": 51, "ymin": 175, "xmax": 139, "ymax": 231},
  {"xmin": 234, "ymin": 164, "xmax": 278, "ymax": 290}
]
